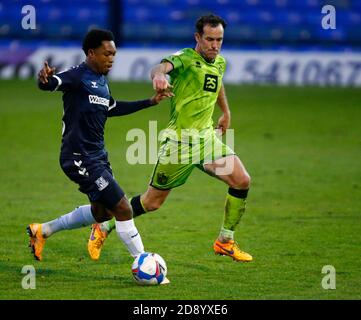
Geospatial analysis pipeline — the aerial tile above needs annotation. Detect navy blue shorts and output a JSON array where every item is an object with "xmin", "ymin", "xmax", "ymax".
[{"xmin": 60, "ymin": 155, "xmax": 124, "ymax": 209}]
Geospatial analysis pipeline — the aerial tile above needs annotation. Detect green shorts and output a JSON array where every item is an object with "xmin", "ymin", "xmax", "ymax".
[{"xmin": 150, "ymin": 131, "xmax": 235, "ymax": 190}]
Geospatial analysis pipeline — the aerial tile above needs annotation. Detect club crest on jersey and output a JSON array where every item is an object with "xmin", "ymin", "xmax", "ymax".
[
  {"xmin": 95, "ymin": 176, "xmax": 109, "ymax": 191},
  {"xmin": 203, "ymin": 74, "xmax": 218, "ymax": 92}
]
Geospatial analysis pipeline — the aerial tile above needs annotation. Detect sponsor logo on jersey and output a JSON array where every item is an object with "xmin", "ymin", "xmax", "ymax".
[
  {"xmin": 88, "ymin": 95, "xmax": 109, "ymax": 107},
  {"xmin": 203, "ymin": 74, "xmax": 218, "ymax": 92}
]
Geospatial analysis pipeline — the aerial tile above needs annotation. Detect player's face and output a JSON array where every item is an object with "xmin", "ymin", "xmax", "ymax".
[
  {"xmin": 195, "ymin": 24, "xmax": 224, "ymax": 62},
  {"xmin": 89, "ymin": 40, "xmax": 116, "ymax": 75}
]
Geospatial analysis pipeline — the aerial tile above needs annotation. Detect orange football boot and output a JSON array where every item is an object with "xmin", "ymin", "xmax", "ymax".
[
  {"xmin": 27, "ymin": 223, "xmax": 46, "ymax": 261},
  {"xmin": 88, "ymin": 224, "xmax": 108, "ymax": 261},
  {"xmin": 213, "ymin": 239, "xmax": 252, "ymax": 262}
]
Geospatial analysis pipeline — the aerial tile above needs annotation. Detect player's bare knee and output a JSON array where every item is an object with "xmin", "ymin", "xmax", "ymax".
[
  {"xmin": 230, "ymin": 172, "xmax": 251, "ymax": 189},
  {"xmin": 241, "ymin": 173, "xmax": 251, "ymax": 189}
]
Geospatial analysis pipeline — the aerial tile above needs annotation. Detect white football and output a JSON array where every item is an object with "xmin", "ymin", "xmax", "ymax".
[{"xmin": 131, "ymin": 252, "xmax": 168, "ymax": 285}]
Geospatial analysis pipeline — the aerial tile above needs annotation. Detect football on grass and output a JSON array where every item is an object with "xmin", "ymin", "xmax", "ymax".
[{"xmin": 131, "ymin": 252, "xmax": 167, "ymax": 285}]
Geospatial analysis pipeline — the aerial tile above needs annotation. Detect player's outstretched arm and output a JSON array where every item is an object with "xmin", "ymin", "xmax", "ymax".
[{"xmin": 107, "ymin": 91, "xmax": 171, "ymax": 118}]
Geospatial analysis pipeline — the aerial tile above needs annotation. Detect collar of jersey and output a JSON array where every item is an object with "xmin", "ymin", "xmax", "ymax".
[
  {"xmin": 82, "ymin": 62, "xmax": 107, "ymax": 84},
  {"xmin": 191, "ymin": 48, "xmax": 217, "ymax": 65}
]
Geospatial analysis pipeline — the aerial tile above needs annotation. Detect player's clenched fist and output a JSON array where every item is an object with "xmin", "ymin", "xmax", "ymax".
[
  {"xmin": 152, "ymin": 74, "xmax": 170, "ymax": 91},
  {"xmin": 152, "ymin": 76, "xmax": 174, "ymax": 98},
  {"xmin": 150, "ymin": 61, "xmax": 174, "ymax": 97}
]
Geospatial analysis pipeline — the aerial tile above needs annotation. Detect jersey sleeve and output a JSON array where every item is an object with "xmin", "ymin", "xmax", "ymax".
[
  {"xmin": 107, "ymin": 97, "xmax": 153, "ymax": 117},
  {"xmin": 161, "ymin": 50, "xmax": 187, "ymax": 76},
  {"xmin": 52, "ymin": 67, "xmax": 80, "ymax": 92},
  {"xmin": 108, "ymin": 96, "xmax": 117, "ymax": 110}
]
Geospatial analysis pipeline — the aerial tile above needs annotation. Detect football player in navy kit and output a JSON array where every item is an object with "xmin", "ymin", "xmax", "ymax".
[{"xmin": 27, "ymin": 29, "xmax": 172, "ymax": 262}]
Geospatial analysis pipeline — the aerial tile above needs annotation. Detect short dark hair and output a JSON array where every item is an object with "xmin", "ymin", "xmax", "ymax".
[
  {"xmin": 82, "ymin": 29, "xmax": 115, "ymax": 56},
  {"xmin": 195, "ymin": 14, "xmax": 227, "ymax": 34}
]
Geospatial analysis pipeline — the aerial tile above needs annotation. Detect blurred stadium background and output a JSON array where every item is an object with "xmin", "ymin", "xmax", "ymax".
[{"xmin": 1, "ymin": 0, "xmax": 361, "ymax": 85}]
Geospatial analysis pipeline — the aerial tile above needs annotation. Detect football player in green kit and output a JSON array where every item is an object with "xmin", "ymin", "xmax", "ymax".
[{"xmin": 88, "ymin": 14, "xmax": 252, "ymax": 262}]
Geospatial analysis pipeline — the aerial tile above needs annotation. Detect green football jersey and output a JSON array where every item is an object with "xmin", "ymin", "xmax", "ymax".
[{"xmin": 161, "ymin": 48, "xmax": 226, "ymax": 140}]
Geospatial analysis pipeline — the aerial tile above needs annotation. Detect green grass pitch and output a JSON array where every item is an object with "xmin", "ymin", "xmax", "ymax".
[{"xmin": 0, "ymin": 80, "xmax": 360, "ymax": 300}]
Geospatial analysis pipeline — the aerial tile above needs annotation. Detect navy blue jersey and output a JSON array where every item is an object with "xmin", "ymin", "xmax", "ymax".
[{"xmin": 39, "ymin": 62, "xmax": 153, "ymax": 159}]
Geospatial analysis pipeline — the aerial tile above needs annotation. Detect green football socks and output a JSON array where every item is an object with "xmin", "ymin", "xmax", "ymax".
[{"xmin": 220, "ymin": 188, "xmax": 249, "ymax": 241}]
